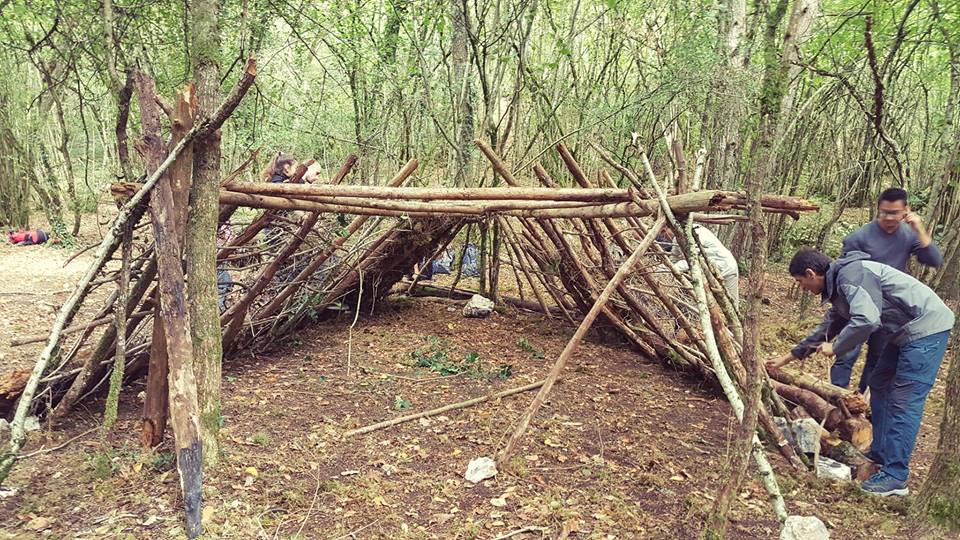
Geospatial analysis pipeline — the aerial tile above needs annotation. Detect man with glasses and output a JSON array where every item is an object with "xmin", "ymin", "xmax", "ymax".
[{"xmin": 768, "ymin": 188, "xmax": 943, "ymax": 391}]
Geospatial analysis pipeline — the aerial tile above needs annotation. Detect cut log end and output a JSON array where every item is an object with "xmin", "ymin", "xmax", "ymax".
[
  {"xmin": 837, "ymin": 416, "xmax": 873, "ymax": 453},
  {"xmin": 841, "ymin": 393, "xmax": 869, "ymax": 415}
]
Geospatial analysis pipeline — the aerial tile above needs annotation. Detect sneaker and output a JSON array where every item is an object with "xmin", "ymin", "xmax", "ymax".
[{"xmin": 860, "ymin": 471, "xmax": 908, "ymax": 497}]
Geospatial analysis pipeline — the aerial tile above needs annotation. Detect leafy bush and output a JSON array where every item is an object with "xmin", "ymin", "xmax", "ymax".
[{"xmin": 409, "ymin": 336, "xmax": 511, "ymax": 379}]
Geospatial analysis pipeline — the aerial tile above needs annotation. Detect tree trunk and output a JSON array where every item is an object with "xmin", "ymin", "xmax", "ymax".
[
  {"xmin": 188, "ymin": 0, "xmax": 224, "ymax": 468},
  {"xmin": 449, "ymin": 0, "xmax": 474, "ymax": 187},
  {"xmin": 143, "ymin": 85, "xmax": 196, "ymax": 448},
  {"xmin": 134, "ymin": 71, "xmax": 204, "ymax": 538},
  {"xmin": 923, "ymin": 5, "xmax": 959, "ymax": 236},
  {"xmin": 917, "ymin": 274, "xmax": 960, "ymax": 528},
  {"xmin": 0, "ymin": 97, "xmax": 30, "ymax": 228}
]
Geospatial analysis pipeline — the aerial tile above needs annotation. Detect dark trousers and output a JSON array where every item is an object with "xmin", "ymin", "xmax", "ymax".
[{"xmin": 830, "ymin": 331, "xmax": 888, "ymax": 391}]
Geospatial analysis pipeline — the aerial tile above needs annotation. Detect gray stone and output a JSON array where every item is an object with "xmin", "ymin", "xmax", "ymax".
[
  {"xmin": 0, "ymin": 419, "xmax": 8, "ymax": 432},
  {"xmin": 816, "ymin": 455, "xmax": 851, "ymax": 483},
  {"xmin": 462, "ymin": 295, "xmax": 495, "ymax": 318},
  {"xmin": 793, "ymin": 418, "xmax": 821, "ymax": 454},
  {"xmin": 780, "ymin": 515, "xmax": 830, "ymax": 540},
  {"xmin": 773, "ymin": 416, "xmax": 821, "ymax": 454},
  {"xmin": 464, "ymin": 456, "xmax": 498, "ymax": 483}
]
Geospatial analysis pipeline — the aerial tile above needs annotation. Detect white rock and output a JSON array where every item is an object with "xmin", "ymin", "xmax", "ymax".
[
  {"xmin": 464, "ymin": 456, "xmax": 498, "ymax": 483},
  {"xmin": 793, "ymin": 418, "xmax": 821, "ymax": 454},
  {"xmin": 462, "ymin": 295, "xmax": 495, "ymax": 318},
  {"xmin": 0, "ymin": 419, "xmax": 8, "ymax": 432},
  {"xmin": 773, "ymin": 416, "xmax": 821, "ymax": 454},
  {"xmin": 780, "ymin": 515, "xmax": 830, "ymax": 540},
  {"xmin": 816, "ymin": 456, "xmax": 851, "ymax": 483},
  {"xmin": 23, "ymin": 416, "xmax": 40, "ymax": 432}
]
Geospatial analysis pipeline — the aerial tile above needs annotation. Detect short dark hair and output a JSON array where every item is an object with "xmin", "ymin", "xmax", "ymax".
[
  {"xmin": 878, "ymin": 187, "xmax": 908, "ymax": 206},
  {"xmin": 788, "ymin": 248, "xmax": 832, "ymax": 277}
]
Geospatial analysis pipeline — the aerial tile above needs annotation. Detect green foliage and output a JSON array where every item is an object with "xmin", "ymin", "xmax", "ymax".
[
  {"xmin": 250, "ymin": 432, "xmax": 273, "ymax": 447},
  {"xmin": 780, "ymin": 202, "xmax": 860, "ymax": 260},
  {"xmin": 410, "ymin": 336, "xmax": 455, "ymax": 373},
  {"xmin": 150, "ymin": 451, "xmax": 176, "ymax": 472},
  {"xmin": 516, "ymin": 337, "xmax": 545, "ymax": 359},
  {"xmin": 908, "ymin": 190, "xmax": 929, "ymax": 214},
  {"xmin": 393, "ymin": 396, "xmax": 412, "ymax": 410},
  {"xmin": 409, "ymin": 336, "xmax": 511, "ymax": 379}
]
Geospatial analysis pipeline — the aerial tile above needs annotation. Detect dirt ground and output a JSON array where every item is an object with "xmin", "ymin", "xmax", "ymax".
[
  {"xmin": 0, "ymin": 236, "xmax": 99, "ymax": 374},
  {"xmin": 0, "ymin": 245, "xmax": 956, "ymax": 538}
]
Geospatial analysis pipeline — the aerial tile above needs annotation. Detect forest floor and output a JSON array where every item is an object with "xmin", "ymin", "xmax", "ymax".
[{"xmin": 0, "ymin": 225, "xmax": 956, "ymax": 539}]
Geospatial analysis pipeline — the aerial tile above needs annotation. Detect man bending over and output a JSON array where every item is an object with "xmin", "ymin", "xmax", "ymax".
[{"xmin": 769, "ymin": 248, "xmax": 954, "ymax": 496}]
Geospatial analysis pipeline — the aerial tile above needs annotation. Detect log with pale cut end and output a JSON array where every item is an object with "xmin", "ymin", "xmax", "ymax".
[
  {"xmin": 837, "ymin": 417, "xmax": 873, "ymax": 453},
  {"xmin": 770, "ymin": 379, "xmax": 844, "ymax": 431},
  {"xmin": 767, "ymin": 367, "xmax": 869, "ymax": 414},
  {"xmin": 770, "ymin": 379, "xmax": 872, "ymax": 452}
]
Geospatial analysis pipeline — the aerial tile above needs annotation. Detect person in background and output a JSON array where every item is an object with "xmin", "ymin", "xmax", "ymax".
[
  {"xmin": 768, "ymin": 248, "xmax": 954, "ymax": 496},
  {"xmin": 658, "ymin": 224, "xmax": 739, "ymax": 301},
  {"xmin": 215, "ymin": 224, "xmax": 235, "ymax": 312},
  {"xmin": 770, "ymin": 188, "xmax": 944, "ymax": 391},
  {"xmin": 8, "ymin": 229, "xmax": 49, "ymax": 246},
  {"xmin": 261, "ymin": 152, "xmax": 297, "ymax": 183}
]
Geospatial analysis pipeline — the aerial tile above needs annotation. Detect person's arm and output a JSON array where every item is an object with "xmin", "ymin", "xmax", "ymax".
[
  {"xmin": 789, "ymin": 307, "xmax": 839, "ymax": 361},
  {"xmin": 768, "ymin": 307, "xmax": 841, "ymax": 369},
  {"xmin": 904, "ymin": 212, "xmax": 944, "ymax": 267},
  {"xmin": 766, "ymin": 351, "xmax": 797, "ymax": 369},
  {"xmin": 830, "ymin": 272, "xmax": 883, "ymax": 359}
]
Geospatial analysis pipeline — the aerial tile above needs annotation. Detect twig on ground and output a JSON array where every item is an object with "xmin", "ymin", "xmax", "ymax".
[
  {"xmin": 490, "ymin": 526, "xmax": 548, "ymax": 540},
  {"xmin": 17, "ymin": 427, "xmax": 98, "ymax": 458},
  {"xmin": 332, "ymin": 519, "xmax": 380, "ymax": 539},
  {"xmin": 344, "ymin": 380, "xmax": 545, "ymax": 437},
  {"xmin": 295, "ymin": 471, "xmax": 322, "ymax": 538}
]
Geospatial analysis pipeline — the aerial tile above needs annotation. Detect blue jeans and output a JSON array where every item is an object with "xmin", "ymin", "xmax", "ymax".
[
  {"xmin": 868, "ymin": 330, "xmax": 951, "ymax": 482},
  {"xmin": 831, "ymin": 332, "xmax": 888, "ymax": 391},
  {"xmin": 217, "ymin": 268, "xmax": 233, "ymax": 312}
]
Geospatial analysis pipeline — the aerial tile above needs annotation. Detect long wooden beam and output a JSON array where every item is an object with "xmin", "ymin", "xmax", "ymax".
[
  {"xmin": 224, "ymin": 182, "xmax": 635, "ymax": 202},
  {"xmin": 211, "ymin": 189, "xmax": 818, "ymax": 219}
]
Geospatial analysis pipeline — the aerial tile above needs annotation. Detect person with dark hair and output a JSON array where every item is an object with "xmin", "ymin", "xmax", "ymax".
[
  {"xmin": 769, "ymin": 248, "xmax": 954, "ymax": 496},
  {"xmin": 845, "ymin": 187, "xmax": 941, "ymax": 271},
  {"xmin": 804, "ymin": 187, "xmax": 945, "ymax": 391},
  {"xmin": 261, "ymin": 152, "xmax": 297, "ymax": 183}
]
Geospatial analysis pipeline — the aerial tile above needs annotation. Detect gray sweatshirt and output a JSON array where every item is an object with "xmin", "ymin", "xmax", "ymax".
[
  {"xmin": 791, "ymin": 251, "xmax": 955, "ymax": 360},
  {"xmin": 841, "ymin": 221, "xmax": 943, "ymax": 271}
]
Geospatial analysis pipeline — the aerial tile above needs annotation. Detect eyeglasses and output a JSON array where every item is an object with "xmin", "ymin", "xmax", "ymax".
[{"xmin": 878, "ymin": 209, "xmax": 906, "ymax": 218}]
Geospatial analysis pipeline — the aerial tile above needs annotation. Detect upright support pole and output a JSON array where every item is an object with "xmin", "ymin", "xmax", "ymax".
[
  {"xmin": 135, "ymin": 71, "xmax": 205, "ymax": 538},
  {"xmin": 143, "ymin": 84, "xmax": 197, "ymax": 449}
]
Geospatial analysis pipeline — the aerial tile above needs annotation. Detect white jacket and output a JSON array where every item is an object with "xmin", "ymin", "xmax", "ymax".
[{"xmin": 670, "ymin": 225, "xmax": 738, "ymax": 279}]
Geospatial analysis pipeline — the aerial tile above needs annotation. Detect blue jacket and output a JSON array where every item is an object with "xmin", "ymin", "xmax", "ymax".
[{"xmin": 791, "ymin": 251, "xmax": 955, "ymax": 360}]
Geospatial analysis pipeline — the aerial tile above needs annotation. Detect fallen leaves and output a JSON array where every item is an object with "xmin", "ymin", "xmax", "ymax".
[{"xmin": 25, "ymin": 516, "xmax": 53, "ymax": 531}]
